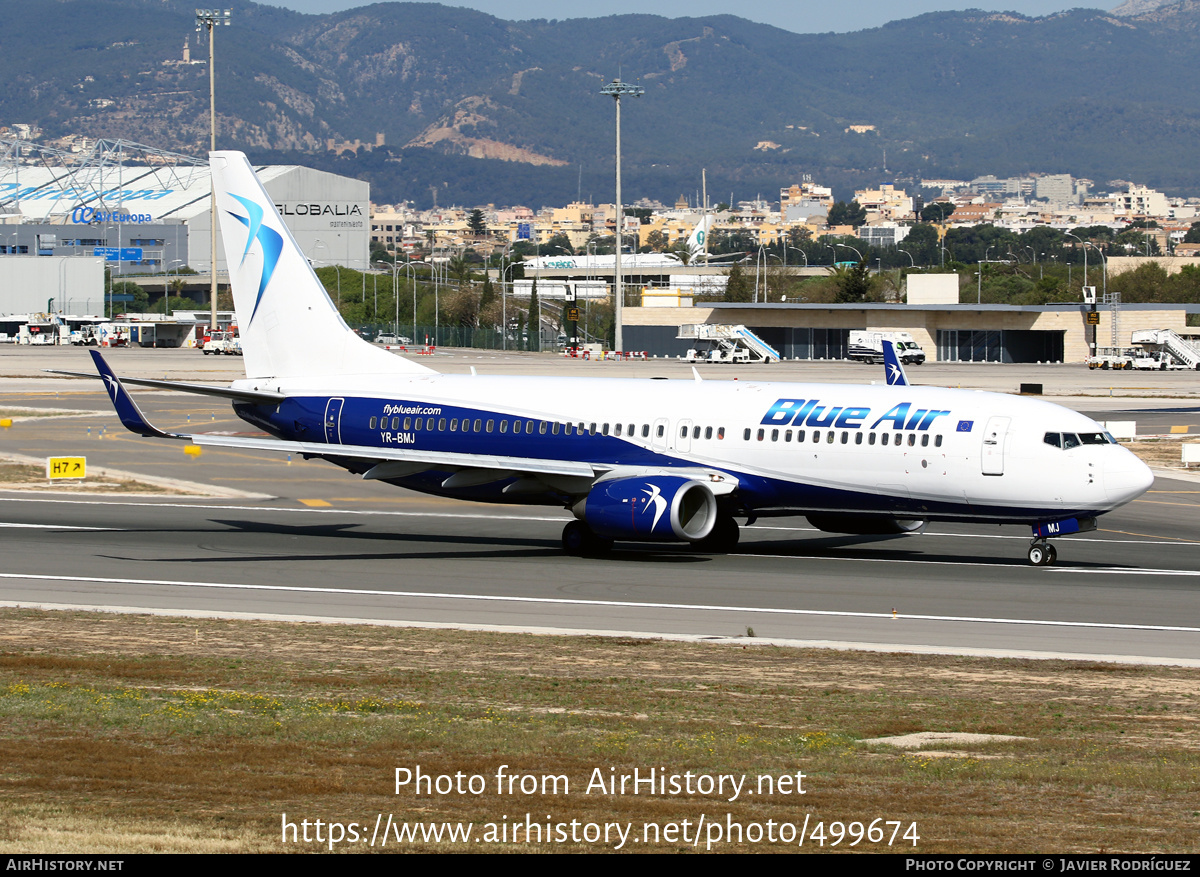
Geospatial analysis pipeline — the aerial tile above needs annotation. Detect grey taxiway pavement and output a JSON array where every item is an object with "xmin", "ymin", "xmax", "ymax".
[{"xmin": 1, "ymin": 347, "xmax": 1198, "ymax": 666}]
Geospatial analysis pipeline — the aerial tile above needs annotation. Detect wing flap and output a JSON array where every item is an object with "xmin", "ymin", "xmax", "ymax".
[{"xmin": 190, "ymin": 433, "xmax": 598, "ymax": 479}]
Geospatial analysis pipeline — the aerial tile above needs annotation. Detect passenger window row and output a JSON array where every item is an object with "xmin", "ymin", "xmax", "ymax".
[
  {"xmin": 743, "ymin": 426, "xmax": 944, "ymax": 448},
  {"xmin": 368, "ymin": 415, "xmax": 671, "ymax": 440},
  {"xmin": 366, "ymin": 412, "xmax": 945, "ymax": 450}
]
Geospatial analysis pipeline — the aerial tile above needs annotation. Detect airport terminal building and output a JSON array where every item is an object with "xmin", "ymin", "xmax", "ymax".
[{"xmin": 623, "ymin": 301, "xmax": 1200, "ymax": 363}]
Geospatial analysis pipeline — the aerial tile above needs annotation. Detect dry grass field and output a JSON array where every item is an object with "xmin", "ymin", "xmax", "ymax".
[{"xmin": 0, "ymin": 609, "xmax": 1196, "ymax": 853}]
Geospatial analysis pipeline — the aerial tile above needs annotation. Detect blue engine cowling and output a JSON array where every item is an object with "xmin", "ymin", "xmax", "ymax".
[{"xmin": 577, "ymin": 475, "xmax": 718, "ymax": 542}]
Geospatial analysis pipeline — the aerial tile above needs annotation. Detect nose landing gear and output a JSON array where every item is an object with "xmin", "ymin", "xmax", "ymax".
[{"xmin": 1027, "ymin": 540, "xmax": 1058, "ymax": 566}]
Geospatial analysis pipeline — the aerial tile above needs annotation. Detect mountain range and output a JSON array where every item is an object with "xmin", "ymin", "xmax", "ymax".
[{"xmin": 4, "ymin": 0, "xmax": 1200, "ymax": 207}]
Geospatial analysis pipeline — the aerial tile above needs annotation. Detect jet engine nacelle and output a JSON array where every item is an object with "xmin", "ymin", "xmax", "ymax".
[
  {"xmin": 576, "ymin": 475, "xmax": 718, "ymax": 542},
  {"xmin": 806, "ymin": 513, "xmax": 925, "ymax": 536}
]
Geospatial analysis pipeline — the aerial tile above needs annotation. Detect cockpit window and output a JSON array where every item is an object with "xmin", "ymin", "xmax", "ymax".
[{"xmin": 1046, "ymin": 431, "xmax": 1115, "ymax": 449}]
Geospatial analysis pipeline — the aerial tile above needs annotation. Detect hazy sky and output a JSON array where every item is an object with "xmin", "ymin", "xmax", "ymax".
[{"xmin": 256, "ymin": 1, "xmax": 1106, "ymax": 35}]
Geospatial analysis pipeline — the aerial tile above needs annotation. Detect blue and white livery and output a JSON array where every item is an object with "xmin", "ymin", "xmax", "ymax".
[{"xmin": 85, "ymin": 152, "xmax": 1153, "ymax": 566}]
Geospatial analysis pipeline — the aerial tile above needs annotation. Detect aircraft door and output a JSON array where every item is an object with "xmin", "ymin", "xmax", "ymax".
[
  {"xmin": 324, "ymin": 397, "xmax": 345, "ymax": 444},
  {"xmin": 981, "ymin": 416, "xmax": 1009, "ymax": 476},
  {"xmin": 651, "ymin": 417, "xmax": 669, "ymax": 452},
  {"xmin": 674, "ymin": 418, "xmax": 693, "ymax": 453}
]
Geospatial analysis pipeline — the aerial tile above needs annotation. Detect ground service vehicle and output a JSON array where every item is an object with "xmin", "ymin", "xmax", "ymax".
[{"xmin": 848, "ymin": 331, "xmax": 926, "ymax": 365}]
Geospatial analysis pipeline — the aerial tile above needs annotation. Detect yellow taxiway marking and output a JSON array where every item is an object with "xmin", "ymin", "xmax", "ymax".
[
  {"xmin": 1132, "ymin": 499, "xmax": 1200, "ymax": 508},
  {"xmin": 298, "ymin": 499, "xmax": 331, "ymax": 508}
]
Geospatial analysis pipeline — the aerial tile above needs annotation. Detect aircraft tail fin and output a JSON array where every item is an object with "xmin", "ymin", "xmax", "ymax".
[
  {"xmin": 209, "ymin": 151, "xmax": 433, "ymax": 380},
  {"xmin": 686, "ymin": 215, "xmax": 713, "ymax": 260},
  {"xmin": 882, "ymin": 340, "xmax": 909, "ymax": 386}
]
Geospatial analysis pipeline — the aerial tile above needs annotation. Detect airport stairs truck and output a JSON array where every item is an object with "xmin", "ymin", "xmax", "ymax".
[
  {"xmin": 1130, "ymin": 329, "xmax": 1200, "ymax": 370},
  {"xmin": 678, "ymin": 324, "xmax": 782, "ymax": 363}
]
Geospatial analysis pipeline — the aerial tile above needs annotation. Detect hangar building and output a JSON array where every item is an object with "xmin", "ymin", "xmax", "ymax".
[{"xmin": 0, "ymin": 139, "xmax": 368, "ymax": 313}]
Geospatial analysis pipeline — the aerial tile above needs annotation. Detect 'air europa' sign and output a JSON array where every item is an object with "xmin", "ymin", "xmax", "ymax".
[{"xmin": 71, "ymin": 207, "xmax": 154, "ymax": 223}]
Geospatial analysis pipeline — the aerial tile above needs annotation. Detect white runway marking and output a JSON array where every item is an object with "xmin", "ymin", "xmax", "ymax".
[
  {"xmin": 0, "ymin": 522, "xmax": 115, "ymax": 531},
  {"xmin": 0, "ymin": 571, "xmax": 1196, "ymax": 634},
  {"xmin": 2, "ymin": 497, "xmax": 1195, "ymax": 547}
]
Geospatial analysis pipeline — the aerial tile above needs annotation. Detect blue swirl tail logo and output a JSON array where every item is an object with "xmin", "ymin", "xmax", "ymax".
[{"xmin": 227, "ymin": 193, "xmax": 283, "ymax": 324}]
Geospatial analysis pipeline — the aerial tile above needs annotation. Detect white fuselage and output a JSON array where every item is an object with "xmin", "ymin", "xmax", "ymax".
[{"xmin": 235, "ymin": 372, "xmax": 1152, "ymax": 523}]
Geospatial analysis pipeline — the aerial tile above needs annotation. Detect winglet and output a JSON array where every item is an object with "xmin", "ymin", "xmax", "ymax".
[
  {"xmin": 89, "ymin": 350, "xmax": 184, "ymax": 439},
  {"xmin": 881, "ymin": 340, "xmax": 909, "ymax": 387}
]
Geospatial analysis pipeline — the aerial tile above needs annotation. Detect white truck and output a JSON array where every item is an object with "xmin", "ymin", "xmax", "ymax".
[
  {"xmin": 848, "ymin": 330, "xmax": 926, "ymax": 365},
  {"xmin": 202, "ymin": 330, "xmax": 242, "ymax": 355},
  {"xmin": 1130, "ymin": 329, "xmax": 1200, "ymax": 370},
  {"xmin": 1131, "ymin": 349, "xmax": 1188, "ymax": 371}
]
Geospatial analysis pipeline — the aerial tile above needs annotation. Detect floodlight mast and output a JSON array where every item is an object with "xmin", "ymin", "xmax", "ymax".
[
  {"xmin": 196, "ymin": 8, "xmax": 231, "ymax": 335},
  {"xmin": 599, "ymin": 78, "xmax": 643, "ymax": 354}
]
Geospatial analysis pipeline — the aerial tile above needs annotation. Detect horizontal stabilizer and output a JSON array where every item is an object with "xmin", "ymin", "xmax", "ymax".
[{"xmin": 47, "ymin": 368, "xmax": 285, "ymax": 404}]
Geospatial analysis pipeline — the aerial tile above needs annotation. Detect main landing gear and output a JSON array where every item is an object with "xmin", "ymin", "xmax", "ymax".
[
  {"xmin": 561, "ymin": 520, "xmax": 613, "ymax": 557},
  {"xmin": 1027, "ymin": 540, "xmax": 1058, "ymax": 566},
  {"xmin": 691, "ymin": 515, "xmax": 740, "ymax": 554},
  {"xmin": 560, "ymin": 515, "xmax": 742, "ymax": 556}
]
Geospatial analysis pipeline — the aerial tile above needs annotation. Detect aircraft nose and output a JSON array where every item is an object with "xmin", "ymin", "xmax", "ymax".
[{"xmin": 1105, "ymin": 448, "xmax": 1154, "ymax": 505}]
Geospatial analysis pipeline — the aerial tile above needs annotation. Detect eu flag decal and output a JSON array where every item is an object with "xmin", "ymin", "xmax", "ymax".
[{"xmin": 957, "ymin": 420, "xmax": 974, "ymax": 432}]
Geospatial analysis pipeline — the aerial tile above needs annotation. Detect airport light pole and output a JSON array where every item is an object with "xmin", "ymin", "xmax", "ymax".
[
  {"xmin": 498, "ymin": 244, "xmax": 514, "ymax": 351},
  {"xmin": 600, "ymin": 78, "xmax": 643, "ymax": 353},
  {"xmin": 1063, "ymin": 231, "xmax": 1087, "ymax": 290},
  {"xmin": 403, "ymin": 260, "xmax": 429, "ymax": 343},
  {"xmin": 312, "ymin": 239, "xmax": 341, "ymax": 304},
  {"xmin": 835, "ymin": 243, "xmax": 862, "ymax": 264},
  {"xmin": 165, "ymin": 259, "xmax": 184, "ymax": 304},
  {"xmin": 196, "ymin": 8, "xmax": 230, "ymax": 334}
]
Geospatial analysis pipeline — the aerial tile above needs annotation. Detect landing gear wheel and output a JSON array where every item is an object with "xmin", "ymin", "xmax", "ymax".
[
  {"xmin": 692, "ymin": 516, "xmax": 740, "ymax": 553},
  {"xmin": 562, "ymin": 520, "xmax": 612, "ymax": 557},
  {"xmin": 562, "ymin": 520, "xmax": 588, "ymax": 555},
  {"xmin": 1027, "ymin": 541, "xmax": 1057, "ymax": 566}
]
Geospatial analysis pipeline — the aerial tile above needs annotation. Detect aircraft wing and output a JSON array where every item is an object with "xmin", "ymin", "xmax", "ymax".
[
  {"xmin": 192, "ymin": 432, "xmax": 598, "ymax": 479},
  {"xmin": 85, "ymin": 349, "xmax": 737, "ymax": 495},
  {"xmin": 692, "ymin": 252, "xmax": 747, "ymax": 264}
]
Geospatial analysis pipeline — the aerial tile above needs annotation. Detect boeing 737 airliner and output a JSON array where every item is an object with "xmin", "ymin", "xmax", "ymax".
[
  {"xmin": 521, "ymin": 216, "xmax": 740, "ymax": 270},
  {"xmin": 80, "ymin": 152, "xmax": 1153, "ymax": 566}
]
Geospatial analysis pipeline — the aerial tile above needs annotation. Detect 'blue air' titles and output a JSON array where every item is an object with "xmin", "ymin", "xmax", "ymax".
[{"xmin": 761, "ymin": 399, "xmax": 951, "ymax": 431}]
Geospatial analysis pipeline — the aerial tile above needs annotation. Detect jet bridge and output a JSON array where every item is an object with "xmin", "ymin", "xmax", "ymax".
[{"xmin": 678, "ymin": 323, "xmax": 782, "ymax": 364}]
